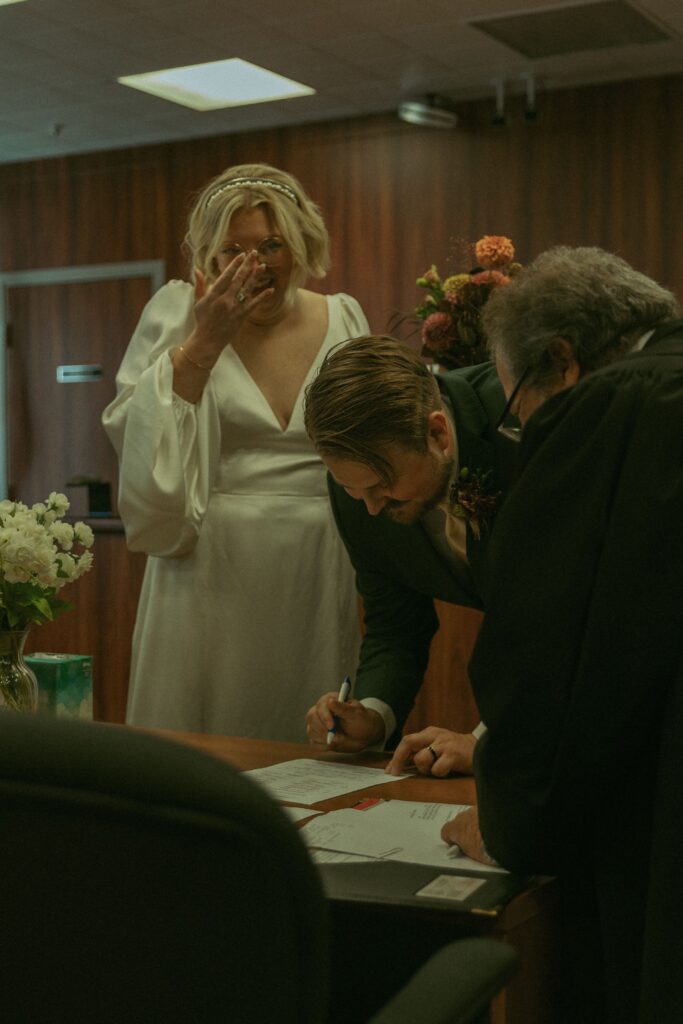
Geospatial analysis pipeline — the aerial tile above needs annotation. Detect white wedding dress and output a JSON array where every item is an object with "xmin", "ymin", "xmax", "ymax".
[{"xmin": 103, "ymin": 281, "xmax": 366, "ymax": 740}]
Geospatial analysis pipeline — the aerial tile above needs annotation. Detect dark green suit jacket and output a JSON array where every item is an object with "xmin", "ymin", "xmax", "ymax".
[
  {"xmin": 328, "ymin": 361, "xmax": 516, "ymax": 739},
  {"xmin": 471, "ymin": 323, "xmax": 683, "ymax": 1023}
]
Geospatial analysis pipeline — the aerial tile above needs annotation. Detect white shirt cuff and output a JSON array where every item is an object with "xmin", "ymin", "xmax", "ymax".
[
  {"xmin": 472, "ymin": 720, "xmax": 487, "ymax": 740},
  {"xmin": 359, "ymin": 698, "xmax": 396, "ymax": 750}
]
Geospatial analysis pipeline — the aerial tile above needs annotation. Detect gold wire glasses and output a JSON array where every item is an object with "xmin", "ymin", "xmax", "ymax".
[{"xmin": 220, "ymin": 236, "xmax": 288, "ymax": 267}]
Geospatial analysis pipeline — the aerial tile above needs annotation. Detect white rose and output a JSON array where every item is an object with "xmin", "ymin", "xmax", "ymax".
[
  {"xmin": 48, "ymin": 492, "xmax": 70, "ymax": 515},
  {"xmin": 55, "ymin": 552, "xmax": 77, "ymax": 581},
  {"xmin": 74, "ymin": 550, "xmax": 94, "ymax": 577},
  {"xmin": 33, "ymin": 539, "xmax": 57, "ymax": 571},
  {"xmin": 3, "ymin": 563, "xmax": 30, "ymax": 584},
  {"xmin": 36, "ymin": 564, "xmax": 59, "ymax": 587},
  {"xmin": 50, "ymin": 522, "xmax": 74, "ymax": 550},
  {"xmin": 5, "ymin": 540, "xmax": 34, "ymax": 566},
  {"xmin": 73, "ymin": 522, "xmax": 94, "ymax": 548}
]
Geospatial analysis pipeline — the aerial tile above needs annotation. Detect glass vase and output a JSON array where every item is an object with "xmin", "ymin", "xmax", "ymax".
[{"xmin": 0, "ymin": 629, "xmax": 39, "ymax": 712}]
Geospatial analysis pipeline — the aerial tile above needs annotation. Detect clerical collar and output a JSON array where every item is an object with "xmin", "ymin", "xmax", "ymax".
[{"xmin": 632, "ymin": 329, "xmax": 655, "ymax": 352}]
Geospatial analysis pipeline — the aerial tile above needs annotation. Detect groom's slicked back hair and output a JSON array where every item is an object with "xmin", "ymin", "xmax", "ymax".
[{"xmin": 304, "ymin": 334, "xmax": 442, "ymax": 484}]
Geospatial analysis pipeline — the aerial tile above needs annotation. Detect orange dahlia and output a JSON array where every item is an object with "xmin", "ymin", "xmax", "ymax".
[{"xmin": 474, "ymin": 235, "xmax": 515, "ymax": 270}]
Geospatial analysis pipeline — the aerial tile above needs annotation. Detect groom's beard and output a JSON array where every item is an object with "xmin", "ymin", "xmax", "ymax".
[{"xmin": 384, "ymin": 453, "xmax": 453, "ymax": 525}]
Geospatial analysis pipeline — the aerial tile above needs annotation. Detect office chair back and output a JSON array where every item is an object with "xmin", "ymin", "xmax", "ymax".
[{"xmin": 0, "ymin": 713, "xmax": 329, "ymax": 1024}]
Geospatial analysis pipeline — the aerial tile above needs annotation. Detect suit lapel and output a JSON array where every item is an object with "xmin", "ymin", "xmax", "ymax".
[{"xmin": 438, "ymin": 368, "xmax": 513, "ymax": 586}]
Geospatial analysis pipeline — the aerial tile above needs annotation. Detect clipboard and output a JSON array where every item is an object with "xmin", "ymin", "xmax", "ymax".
[{"xmin": 317, "ymin": 858, "xmax": 531, "ymax": 918}]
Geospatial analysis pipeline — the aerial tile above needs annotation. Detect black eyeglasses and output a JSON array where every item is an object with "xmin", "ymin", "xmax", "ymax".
[{"xmin": 494, "ymin": 366, "xmax": 530, "ymax": 442}]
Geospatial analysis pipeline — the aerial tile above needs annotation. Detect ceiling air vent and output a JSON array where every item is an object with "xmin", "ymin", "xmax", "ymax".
[{"xmin": 468, "ymin": 1, "xmax": 671, "ymax": 59}]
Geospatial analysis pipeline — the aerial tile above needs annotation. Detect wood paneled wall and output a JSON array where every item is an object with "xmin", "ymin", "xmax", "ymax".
[
  {"xmin": 2, "ymin": 72, "xmax": 682, "ymax": 728},
  {"xmin": 2, "ymin": 73, "xmax": 682, "ymax": 326}
]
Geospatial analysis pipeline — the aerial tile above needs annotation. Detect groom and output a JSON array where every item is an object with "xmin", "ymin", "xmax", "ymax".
[{"xmin": 302, "ymin": 334, "xmax": 518, "ymax": 765}]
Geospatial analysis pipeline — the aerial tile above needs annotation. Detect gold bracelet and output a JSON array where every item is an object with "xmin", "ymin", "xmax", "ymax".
[{"xmin": 176, "ymin": 345, "xmax": 212, "ymax": 372}]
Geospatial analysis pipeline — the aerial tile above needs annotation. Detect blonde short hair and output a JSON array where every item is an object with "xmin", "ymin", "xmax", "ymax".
[
  {"xmin": 304, "ymin": 335, "xmax": 442, "ymax": 484},
  {"xmin": 183, "ymin": 163, "xmax": 330, "ymax": 300}
]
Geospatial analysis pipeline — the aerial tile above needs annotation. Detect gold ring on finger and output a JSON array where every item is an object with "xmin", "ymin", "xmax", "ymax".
[
  {"xmin": 427, "ymin": 744, "xmax": 438, "ymax": 764},
  {"xmin": 236, "ymin": 289, "xmax": 247, "ymax": 303}
]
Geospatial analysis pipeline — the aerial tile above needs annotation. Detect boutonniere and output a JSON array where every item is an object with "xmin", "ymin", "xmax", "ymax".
[{"xmin": 449, "ymin": 467, "xmax": 501, "ymax": 540}]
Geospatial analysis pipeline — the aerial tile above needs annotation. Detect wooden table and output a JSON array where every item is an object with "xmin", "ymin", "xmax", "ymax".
[{"xmin": 150, "ymin": 730, "xmax": 561, "ymax": 1024}]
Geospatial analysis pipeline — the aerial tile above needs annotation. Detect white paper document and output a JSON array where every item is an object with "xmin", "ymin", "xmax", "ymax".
[
  {"xmin": 310, "ymin": 849, "xmax": 377, "ymax": 865},
  {"xmin": 245, "ymin": 759, "xmax": 409, "ymax": 805},
  {"xmin": 283, "ymin": 805, "xmax": 323, "ymax": 823},
  {"xmin": 301, "ymin": 800, "xmax": 507, "ymax": 874}
]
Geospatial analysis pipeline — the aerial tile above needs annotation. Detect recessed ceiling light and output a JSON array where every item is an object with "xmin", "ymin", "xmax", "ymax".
[{"xmin": 118, "ymin": 58, "xmax": 315, "ymax": 111}]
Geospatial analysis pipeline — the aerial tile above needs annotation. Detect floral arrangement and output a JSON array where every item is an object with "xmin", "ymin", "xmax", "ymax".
[
  {"xmin": 449, "ymin": 467, "xmax": 501, "ymax": 540},
  {"xmin": 416, "ymin": 235, "xmax": 521, "ymax": 369},
  {"xmin": 0, "ymin": 493, "xmax": 94, "ymax": 631}
]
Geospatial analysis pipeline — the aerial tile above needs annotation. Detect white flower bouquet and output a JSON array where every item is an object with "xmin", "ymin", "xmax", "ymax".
[{"xmin": 0, "ymin": 492, "xmax": 94, "ymax": 631}]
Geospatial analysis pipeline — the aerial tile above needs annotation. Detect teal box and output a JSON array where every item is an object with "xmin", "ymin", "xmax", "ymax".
[{"xmin": 25, "ymin": 653, "xmax": 93, "ymax": 721}]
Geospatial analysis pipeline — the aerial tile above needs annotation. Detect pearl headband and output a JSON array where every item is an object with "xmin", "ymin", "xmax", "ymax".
[{"xmin": 205, "ymin": 177, "xmax": 299, "ymax": 210}]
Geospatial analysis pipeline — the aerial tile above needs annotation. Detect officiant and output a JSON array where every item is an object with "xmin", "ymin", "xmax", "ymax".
[{"xmin": 410, "ymin": 246, "xmax": 683, "ymax": 1024}]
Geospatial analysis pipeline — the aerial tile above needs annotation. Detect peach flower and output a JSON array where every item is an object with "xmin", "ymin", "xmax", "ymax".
[
  {"xmin": 474, "ymin": 235, "xmax": 515, "ymax": 270},
  {"xmin": 469, "ymin": 270, "xmax": 511, "ymax": 287}
]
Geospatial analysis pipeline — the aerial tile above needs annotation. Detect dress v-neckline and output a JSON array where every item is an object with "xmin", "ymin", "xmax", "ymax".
[{"xmin": 226, "ymin": 295, "xmax": 332, "ymax": 434}]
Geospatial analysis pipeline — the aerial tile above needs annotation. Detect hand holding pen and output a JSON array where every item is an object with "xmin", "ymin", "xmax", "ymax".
[
  {"xmin": 327, "ymin": 675, "xmax": 352, "ymax": 745},
  {"xmin": 305, "ymin": 678, "xmax": 385, "ymax": 751}
]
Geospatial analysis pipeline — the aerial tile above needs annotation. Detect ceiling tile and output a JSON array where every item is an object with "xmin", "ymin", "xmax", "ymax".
[{"xmin": 0, "ymin": 0, "xmax": 682, "ymax": 164}]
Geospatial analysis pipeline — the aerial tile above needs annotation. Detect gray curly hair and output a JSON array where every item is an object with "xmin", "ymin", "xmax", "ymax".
[{"xmin": 482, "ymin": 246, "xmax": 679, "ymax": 390}]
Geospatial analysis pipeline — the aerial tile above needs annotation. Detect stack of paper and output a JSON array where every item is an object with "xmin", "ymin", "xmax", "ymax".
[
  {"xmin": 245, "ymin": 758, "xmax": 408, "ymax": 804},
  {"xmin": 245, "ymin": 759, "xmax": 504, "ymax": 875},
  {"xmin": 301, "ymin": 800, "xmax": 507, "ymax": 874}
]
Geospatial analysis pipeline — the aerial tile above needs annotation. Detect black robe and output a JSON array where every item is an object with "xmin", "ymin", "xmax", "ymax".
[{"xmin": 470, "ymin": 323, "xmax": 683, "ymax": 1023}]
